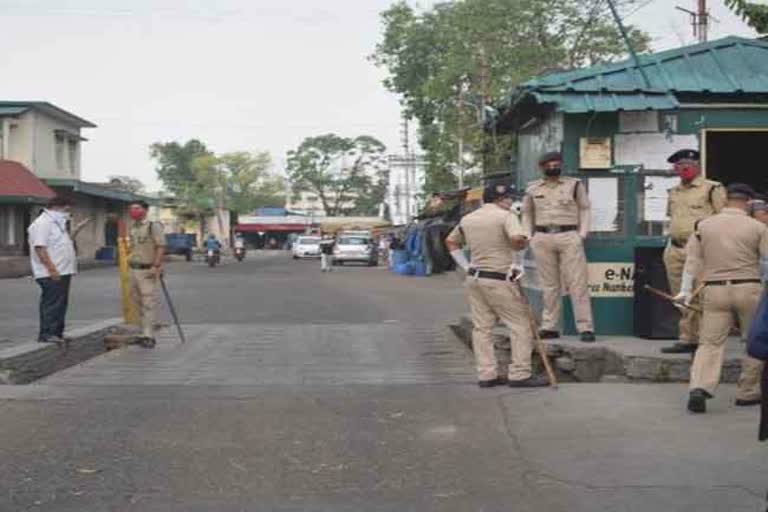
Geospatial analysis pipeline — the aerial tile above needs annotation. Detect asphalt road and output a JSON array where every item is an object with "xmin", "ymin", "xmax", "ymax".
[{"xmin": 0, "ymin": 252, "xmax": 766, "ymax": 511}]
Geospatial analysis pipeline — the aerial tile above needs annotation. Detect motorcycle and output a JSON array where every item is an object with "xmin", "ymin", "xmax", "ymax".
[
  {"xmin": 234, "ymin": 246, "xmax": 246, "ymax": 262},
  {"xmin": 205, "ymin": 249, "xmax": 221, "ymax": 267}
]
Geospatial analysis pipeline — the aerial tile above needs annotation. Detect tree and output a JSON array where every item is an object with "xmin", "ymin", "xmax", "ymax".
[
  {"xmin": 151, "ymin": 140, "xmax": 217, "ymax": 237},
  {"xmin": 218, "ymin": 151, "xmax": 284, "ymax": 214},
  {"xmin": 286, "ymin": 134, "xmax": 387, "ymax": 216},
  {"xmin": 725, "ymin": 0, "xmax": 768, "ymax": 33},
  {"xmin": 371, "ymin": 0, "xmax": 651, "ymax": 188}
]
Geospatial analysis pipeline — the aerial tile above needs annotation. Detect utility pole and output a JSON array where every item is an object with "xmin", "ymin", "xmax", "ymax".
[
  {"xmin": 457, "ymin": 88, "xmax": 465, "ymax": 189},
  {"xmin": 401, "ymin": 117, "xmax": 412, "ymax": 223},
  {"xmin": 676, "ymin": 0, "xmax": 710, "ymax": 43},
  {"xmin": 697, "ymin": 0, "xmax": 708, "ymax": 42}
]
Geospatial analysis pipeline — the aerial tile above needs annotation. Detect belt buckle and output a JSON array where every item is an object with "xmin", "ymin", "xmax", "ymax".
[{"xmin": 545, "ymin": 225, "xmax": 558, "ymax": 234}]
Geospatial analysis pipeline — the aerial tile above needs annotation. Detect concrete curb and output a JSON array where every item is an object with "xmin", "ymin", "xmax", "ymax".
[
  {"xmin": 0, "ymin": 318, "xmax": 125, "ymax": 384},
  {"xmin": 451, "ymin": 315, "xmax": 744, "ymax": 383}
]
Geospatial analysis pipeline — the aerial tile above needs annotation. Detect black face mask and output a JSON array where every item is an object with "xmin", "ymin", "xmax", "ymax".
[{"xmin": 544, "ymin": 167, "xmax": 562, "ymax": 177}]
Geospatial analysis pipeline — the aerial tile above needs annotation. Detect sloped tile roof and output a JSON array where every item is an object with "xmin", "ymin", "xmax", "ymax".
[{"xmin": 0, "ymin": 160, "xmax": 56, "ymax": 201}]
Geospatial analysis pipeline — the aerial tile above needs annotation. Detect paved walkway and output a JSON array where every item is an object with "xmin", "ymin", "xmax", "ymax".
[{"xmin": 1, "ymin": 253, "xmax": 766, "ymax": 511}]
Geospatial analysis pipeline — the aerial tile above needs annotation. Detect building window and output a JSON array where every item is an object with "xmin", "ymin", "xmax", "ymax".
[
  {"xmin": 55, "ymin": 134, "xmax": 65, "ymax": 170},
  {"xmin": 0, "ymin": 206, "xmax": 17, "ymax": 246},
  {"xmin": 68, "ymin": 139, "xmax": 78, "ymax": 175}
]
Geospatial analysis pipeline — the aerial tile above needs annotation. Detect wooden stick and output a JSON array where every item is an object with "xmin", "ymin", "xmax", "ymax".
[
  {"xmin": 514, "ymin": 281, "xmax": 558, "ymax": 389},
  {"xmin": 643, "ymin": 285, "xmax": 703, "ymax": 314},
  {"xmin": 689, "ymin": 282, "xmax": 706, "ymax": 303}
]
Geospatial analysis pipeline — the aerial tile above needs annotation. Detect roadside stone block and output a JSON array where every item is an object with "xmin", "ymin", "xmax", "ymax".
[{"xmin": 0, "ymin": 319, "xmax": 125, "ymax": 384}]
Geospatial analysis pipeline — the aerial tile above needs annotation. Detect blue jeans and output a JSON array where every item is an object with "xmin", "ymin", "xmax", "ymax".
[{"xmin": 36, "ymin": 275, "xmax": 71, "ymax": 341}]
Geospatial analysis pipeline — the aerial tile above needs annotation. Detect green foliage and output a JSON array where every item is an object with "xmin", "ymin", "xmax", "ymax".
[
  {"xmin": 371, "ymin": 0, "xmax": 651, "ymax": 186},
  {"xmin": 151, "ymin": 140, "xmax": 284, "ymax": 217},
  {"xmin": 286, "ymin": 134, "xmax": 387, "ymax": 216},
  {"xmin": 725, "ymin": 0, "xmax": 768, "ymax": 33}
]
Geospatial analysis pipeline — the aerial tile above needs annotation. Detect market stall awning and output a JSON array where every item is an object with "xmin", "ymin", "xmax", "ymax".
[
  {"xmin": 236, "ymin": 223, "xmax": 307, "ymax": 233},
  {"xmin": 0, "ymin": 160, "xmax": 56, "ymax": 204}
]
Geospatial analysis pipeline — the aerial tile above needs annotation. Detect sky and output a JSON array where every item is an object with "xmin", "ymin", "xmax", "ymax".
[{"xmin": 0, "ymin": 0, "xmax": 760, "ymax": 191}]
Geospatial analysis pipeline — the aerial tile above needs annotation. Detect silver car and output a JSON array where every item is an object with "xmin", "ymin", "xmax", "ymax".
[{"xmin": 333, "ymin": 235, "xmax": 378, "ymax": 266}]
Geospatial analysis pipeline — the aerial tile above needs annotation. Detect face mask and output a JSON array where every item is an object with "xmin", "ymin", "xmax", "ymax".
[
  {"xmin": 544, "ymin": 167, "xmax": 562, "ymax": 177},
  {"xmin": 676, "ymin": 165, "xmax": 698, "ymax": 182},
  {"xmin": 129, "ymin": 206, "xmax": 145, "ymax": 220}
]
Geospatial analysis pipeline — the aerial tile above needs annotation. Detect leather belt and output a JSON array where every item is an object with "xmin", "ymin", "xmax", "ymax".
[
  {"xmin": 129, "ymin": 263, "xmax": 154, "ymax": 270},
  {"xmin": 534, "ymin": 225, "xmax": 578, "ymax": 234},
  {"xmin": 705, "ymin": 279, "xmax": 761, "ymax": 286},
  {"xmin": 670, "ymin": 238, "xmax": 687, "ymax": 249},
  {"xmin": 468, "ymin": 269, "xmax": 513, "ymax": 281}
]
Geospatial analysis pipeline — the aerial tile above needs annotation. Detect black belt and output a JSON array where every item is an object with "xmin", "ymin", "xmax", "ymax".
[
  {"xmin": 705, "ymin": 279, "xmax": 761, "ymax": 286},
  {"xmin": 670, "ymin": 238, "xmax": 687, "ymax": 249},
  {"xmin": 468, "ymin": 269, "xmax": 514, "ymax": 281},
  {"xmin": 129, "ymin": 263, "xmax": 154, "ymax": 270},
  {"xmin": 535, "ymin": 225, "xmax": 578, "ymax": 234}
]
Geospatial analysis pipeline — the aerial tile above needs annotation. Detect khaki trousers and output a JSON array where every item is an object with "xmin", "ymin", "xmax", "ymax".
[
  {"xmin": 129, "ymin": 268, "xmax": 158, "ymax": 338},
  {"xmin": 466, "ymin": 277, "xmax": 533, "ymax": 381},
  {"xmin": 689, "ymin": 282, "xmax": 763, "ymax": 400},
  {"xmin": 663, "ymin": 244, "xmax": 699, "ymax": 344},
  {"xmin": 529, "ymin": 231, "xmax": 593, "ymax": 333}
]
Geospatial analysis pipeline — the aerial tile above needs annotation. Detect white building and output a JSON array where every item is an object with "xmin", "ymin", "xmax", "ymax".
[
  {"xmin": 386, "ymin": 154, "xmax": 426, "ymax": 225},
  {"xmin": 0, "ymin": 101, "xmax": 94, "ymax": 179}
]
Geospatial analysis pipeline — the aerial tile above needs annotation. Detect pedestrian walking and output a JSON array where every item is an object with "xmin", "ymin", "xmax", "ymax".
[
  {"xmin": 446, "ymin": 178, "xmax": 548, "ymax": 388},
  {"xmin": 521, "ymin": 151, "xmax": 595, "ymax": 342},
  {"xmin": 127, "ymin": 200, "xmax": 165, "ymax": 348},
  {"xmin": 685, "ymin": 183, "xmax": 767, "ymax": 413},
  {"xmin": 660, "ymin": 149, "xmax": 726, "ymax": 354},
  {"xmin": 320, "ymin": 234, "xmax": 334, "ymax": 272},
  {"xmin": 27, "ymin": 196, "xmax": 86, "ymax": 344}
]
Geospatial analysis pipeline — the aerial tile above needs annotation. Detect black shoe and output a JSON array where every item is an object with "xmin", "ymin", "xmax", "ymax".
[
  {"xmin": 538, "ymin": 330, "xmax": 560, "ymax": 340},
  {"xmin": 687, "ymin": 388, "xmax": 712, "ymax": 413},
  {"xmin": 661, "ymin": 342, "xmax": 697, "ymax": 354},
  {"xmin": 478, "ymin": 377, "xmax": 508, "ymax": 388},
  {"xmin": 137, "ymin": 337, "xmax": 157, "ymax": 349},
  {"xmin": 735, "ymin": 398, "xmax": 761, "ymax": 407},
  {"xmin": 580, "ymin": 331, "xmax": 596, "ymax": 343},
  {"xmin": 509, "ymin": 374, "xmax": 550, "ymax": 388}
]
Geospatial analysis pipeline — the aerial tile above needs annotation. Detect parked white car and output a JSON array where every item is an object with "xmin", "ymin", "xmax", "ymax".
[
  {"xmin": 333, "ymin": 235, "xmax": 378, "ymax": 266},
  {"xmin": 292, "ymin": 236, "xmax": 322, "ymax": 259}
]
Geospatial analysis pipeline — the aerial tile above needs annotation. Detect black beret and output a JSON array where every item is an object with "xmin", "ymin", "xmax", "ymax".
[
  {"xmin": 667, "ymin": 149, "xmax": 700, "ymax": 163},
  {"xmin": 483, "ymin": 180, "xmax": 515, "ymax": 203},
  {"xmin": 538, "ymin": 151, "xmax": 562, "ymax": 165},
  {"xmin": 727, "ymin": 182, "xmax": 756, "ymax": 199}
]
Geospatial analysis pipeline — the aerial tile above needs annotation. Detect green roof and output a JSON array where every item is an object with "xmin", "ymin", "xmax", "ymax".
[
  {"xmin": 44, "ymin": 179, "xmax": 155, "ymax": 204},
  {"xmin": 497, "ymin": 36, "xmax": 768, "ymax": 126},
  {"xmin": 0, "ymin": 101, "xmax": 95, "ymax": 127}
]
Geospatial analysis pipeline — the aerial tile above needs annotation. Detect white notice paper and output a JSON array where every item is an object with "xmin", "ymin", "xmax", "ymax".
[
  {"xmin": 588, "ymin": 177, "xmax": 619, "ymax": 232},
  {"xmin": 644, "ymin": 176, "xmax": 678, "ymax": 222}
]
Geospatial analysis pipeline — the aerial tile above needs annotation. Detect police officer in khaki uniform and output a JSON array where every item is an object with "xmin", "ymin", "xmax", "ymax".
[
  {"xmin": 661, "ymin": 149, "xmax": 726, "ymax": 354},
  {"xmin": 521, "ymin": 151, "xmax": 595, "ymax": 342},
  {"xmin": 684, "ymin": 183, "xmax": 767, "ymax": 413},
  {"xmin": 127, "ymin": 200, "xmax": 165, "ymax": 348},
  {"xmin": 446, "ymin": 179, "xmax": 548, "ymax": 388}
]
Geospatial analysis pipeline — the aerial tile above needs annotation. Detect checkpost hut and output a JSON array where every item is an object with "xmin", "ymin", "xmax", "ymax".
[{"xmin": 493, "ymin": 36, "xmax": 768, "ymax": 336}]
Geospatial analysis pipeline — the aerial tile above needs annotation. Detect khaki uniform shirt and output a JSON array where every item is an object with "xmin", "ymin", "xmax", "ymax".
[
  {"xmin": 667, "ymin": 176, "xmax": 726, "ymax": 243},
  {"xmin": 446, "ymin": 203, "xmax": 526, "ymax": 273},
  {"xmin": 686, "ymin": 208, "xmax": 768, "ymax": 282},
  {"xmin": 522, "ymin": 177, "xmax": 590, "ymax": 230},
  {"xmin": 129, "ymin": 220, "xmax": 165, "ymax": 265}
]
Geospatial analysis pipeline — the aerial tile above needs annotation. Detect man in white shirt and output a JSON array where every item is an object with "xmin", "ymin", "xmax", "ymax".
[{"xmin": 27, "ymin": 196, "xmax": 80, "ymax": 344}]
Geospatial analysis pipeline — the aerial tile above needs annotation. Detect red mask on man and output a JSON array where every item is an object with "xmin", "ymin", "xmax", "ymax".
[
  {"xmin": 128, "ymin": 205, "xmax": 146, "ymax": 221},
  {"xmin": 675, "ymin": 163, "xmax": 699, "ymax": 182}
]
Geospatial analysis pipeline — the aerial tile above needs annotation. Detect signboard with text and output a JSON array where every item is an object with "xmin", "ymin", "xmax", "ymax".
[{"xmin": 587, "ymin": 263, "xmax": 634, "ymax": 298}]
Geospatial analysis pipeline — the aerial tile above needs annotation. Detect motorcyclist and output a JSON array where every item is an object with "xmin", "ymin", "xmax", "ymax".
[
  {"xmin": 234, "ymin": 233, "xmax": 245, "ymax": 250},
  {"xmin": 205, "ymin": 234, "xmax": 222, "ymax": 261}
]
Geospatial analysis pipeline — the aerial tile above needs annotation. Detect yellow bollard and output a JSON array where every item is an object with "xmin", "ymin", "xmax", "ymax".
[{"xmin": 116, "ymin": 220, "xmax": 138, "ymax": 325}]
